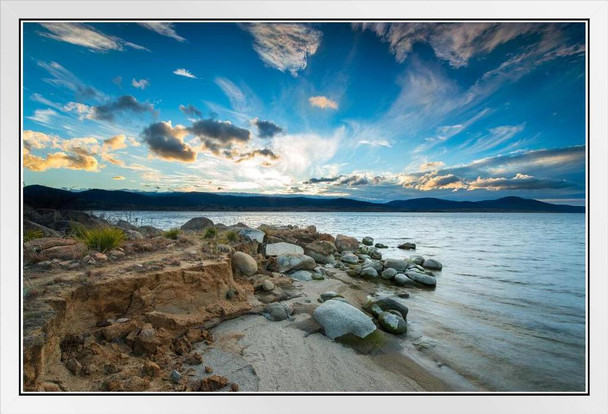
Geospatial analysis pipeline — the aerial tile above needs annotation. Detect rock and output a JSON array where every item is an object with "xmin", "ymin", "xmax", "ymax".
[
  {"xmin": 341, "ymin": 253, "xmax": 359, "ymax": 264},
  {"xmin": 304, "ymin": 240, "xmax": 337, "ymax": 264},
  {"xmin": 91, "ymin": 252, "xmax": 107, "ymax": 262},
  {"xmin": 369, "ymin": 248, "xmax": 383, "ymax": 260},
  {"xmin": 265, "ymin": 242, "xmax": 303, "ymax": 256},
  {"xmin": 362, "ymin": 259, "xmax": 383, "ymax": 273},
  {"xmin": 142, "ymin": 361, "xmax": 161, "ymax": 378},
  {"xmin": 232, "ymin": 252, "xmax": 258, "ymax": 276},
  {"xmin": 362, "ymin": 236, "xmax": 374, "ymax": 246},
  {"xmin": 239, "ymin": 228, "xmax": 265, "ymax": 243},
  {"xmin": 231, "ymin": 383, "xmax": 239, "ymax": 392},
  {"xmin": 185, "ymin": 351, "xmax": 203, "ymax": 365},
  {"xmin": 422, "ymin": 258, "xmax": 443, "ymax": 270},
  {"xmin": 366, "ymin": 296, "xmax": 409, "ymax": 319},
  {"xmin": 381, "ymin": 268, "xmax": 398, "ymax": 280},
  {"xmin": 276, "ymin": 254, "xmax": 316, "ymax": 273},
  {"xmin": 23, "ymin": 219, "xmax": 62, "ymax": 238},
  {"xmin": 320, "ymin": 291, "xmax": 341, "ymax": 302},
  {"xmin": 40, "ymin": 243, "xmax": 87, "ymax": 261},
  {"xmin": 375, "ymin": 243, "xmax": 388, "ymax": 249},
  {"xmin": 108, "ymin": 249, "xmax": 126, "ymax": 259},
  {"xmin": 378, "ymin": 311, "xmax": 407, "ymax": 334},
  {"xmin": 263, "ymin": 303, "xmax": 289, "ymax": 321},
  {"xmin": 313, "ymin": 300, "xmax": 377, "ymax": 340},
  {"xmin": 360, "ymin": 267, "xmax": 379, "ymax": 279},
  {"xmin": 311, "ymin": 272, "xmax": 325, "ymax": 280},
  {"xmin": 123, "ymin": 229, "xmax": 144, "ymax": 240},
  {"xmin": 170, "ymin": 369, "xmax": 182, "ymax": 384},
  {"xmin": 408, "ymin": 255, "xmax": 424, "ymax": 265},
  {"xmin": 394, "ymin": 273, "xmax": 413, "ymax": 286},
  {"xmin": 180, "ymin": 217, "xmax": 214, "ymax": 232},
  {"xmin": 398, "ymin": 242, "xmax": 416, "ymax": 250},
  {"xmin": 289, "ymin": 270, "xmax": 313, "ymax": 281},
  {"xmin": 133, "ymin": 324, "xmax": 159, "ymax": 356},
  {"xmin": 122, "ymin": 376, "xmax": 150, "ymax": 391},
  {"xmin": 226, "ymin": 288, "xmax": 236, "ymax": 299},
  {"xmin": 204, "ymin": 366, "xmax": 213, "ymax": 374},
  {"xmin": 369, "ymin": 303, "xmax": 384, "ymax": 318},
  {"xmin": 405, "ymin": 271, "xmax": 437, "ymax": 287},
  {"xmin": 397, "ymin": 292, "xmax": 410, "ymax": 298},
  {"xmin": 383, "ymin": 258, "xmax": 410, "ymax": 272},
  {"xmin": 138, "ymin": 225, "xmax": 163, "ymax": 237},
  {"xmin": 262, "ymin": 279, "xmax": 275, "ymax": 292},
  {"xmin": 65, "ymin": 358, "xmax": 82, "ymax": 376},
  {"xmin": 102, "ymin": 320, "xmax": 137, "ymax": 341},
  {"xmin": 116, "ymin": 219, "xmax": 139, "ymax": 231},
  {"xmin": 335, "ymin": 234, "xmax": 359, "ymax": 253},
  {"xmin": 200, "ymin": 375, "xmax": 228, "ymax": 391}
]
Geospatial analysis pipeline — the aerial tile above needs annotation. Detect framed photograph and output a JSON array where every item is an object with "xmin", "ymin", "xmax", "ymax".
[{"xmin": 1, "ymin": 1, "xmax": 607, "ymax": 413}]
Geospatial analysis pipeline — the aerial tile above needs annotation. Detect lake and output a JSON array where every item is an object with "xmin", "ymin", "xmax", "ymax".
[{"xmin": 93, "ymin": 210, "xmax": 587, "ymax": 392}]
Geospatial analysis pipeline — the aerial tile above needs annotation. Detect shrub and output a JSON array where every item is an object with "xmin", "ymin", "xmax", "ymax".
[
  {"xmin": 73, "ymin": 226, "xmax": 125, "ymax": 253},
  {"xmin": 163, "ymin": 228, "xmax": 180, "ymax": 240},
  {"xmin": 225, "ymin": 230, "xmax": 239, "ymax": 243},
  {"xmin": 203, "ymin": 227, "xmax": 218, "ymax": 239},
  {"xmin": 24, "ymin": 229, "xmax": 44, "ymax": 242}
]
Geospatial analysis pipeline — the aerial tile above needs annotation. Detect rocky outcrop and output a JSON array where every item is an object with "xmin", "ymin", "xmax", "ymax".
[{"xmin": 180, "ymin": 217, "xmax": 214, "ymax": 232}]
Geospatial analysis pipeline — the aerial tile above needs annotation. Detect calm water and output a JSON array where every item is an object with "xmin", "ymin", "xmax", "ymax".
[{"xmin": 94, "ymin": 211, "xmax": 587, "ymax": 392}]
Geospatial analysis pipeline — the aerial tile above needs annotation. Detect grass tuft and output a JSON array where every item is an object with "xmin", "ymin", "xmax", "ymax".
[
  {"xmin": 225, "ymin": 230, "xmax": 239, "ymax": 243},
  {"xmin": 73, "ymin": 225, "xmax": 125, "ymax": 253},
  {"xmin": 24, "ymin": 229, "xmax": 44, "ymax": 242},
  {"xmin": 163, "ymin": 228, "xmax": 181, "ymax": 240}
]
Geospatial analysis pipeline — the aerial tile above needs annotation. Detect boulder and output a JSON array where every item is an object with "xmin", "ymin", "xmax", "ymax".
[
  {"xmin": 239, "ymin": 228, "xmax": 265, "ymax": 243},
  {"xmin": 276, "ymin": 254, "xmax": 316, "ymax": 273},
  {"xmin": 369, "ymin": 248, "xmax": 383, "ymax": 260},
  {"xmin": 375, "ymin": 243, "xmax": 388, "ymax": 249},
  {"xmin": 116, "ymin": 220, "xmax": 139, "ymax": 231},
  {"xmin": 335, "ymin": 234, "xmax": 359, "ymax": 253},
  {"xmin": 362, "ymin": 236, "xmax": 374, "ymax": 246},
  {"xmin": 123, "ymin": 229, "xmax": 144, "ymax": 240},
  {"xmin": 383, "ymin": 258, "xmax": 410, "ymax": 272},
  {"xmin": 265, "ymin": 242, "xmax": 303, "ymax": 256},
  {"xmin": 394, "ymin": 273, "xmax": 415, "ymax": 286},
  {"xmin": 133, "ymin": 324, "xmax": 159, "ymax": 356},
  {"xmin": 362, "ymin": 259, "xmax": 383, "ymax": 273},
  {"xmin": 398, "ymin": 242, "xmax": 416, "ymax": 250},
  {"xmin": 41, "ymin": 243, "xmax": 87, "ymax": 261},
  {"xmin": 378, "ymin": 311, "xmax": 407, "ymax": 334},
  {"xmin": 408, "ymin": 255, "xmax": 424, "ymax": 265},
  {"xmin": 263, "ymin": 303, "xmax": 289, "ymax": 321},
  {"xmin": 232, "ymin": 252, "xmax": 258, "ymax": 276},
  {"xmin": 180, "ymin": 217, "xmax": 214, "ymax": 232},
  {"xmin": 341, "ymin": 253, "xmax": 359, "ymax": 264},
  {"xmin": 304, "ymin": 240, "xmax": 337, "ymax": 264},
  {"xmin": 360, "ymin": 267, "xmax": 379, "ymax": 279},
  {"xmin": 405, "ymin": 271, "xmax": 437, "ymax": 287},
  {"xmin": 366, "ymin": 296, "xmax": 409, "ymax": 319},
  {"xmin": 422, "ymin": 258, "xmax": 443, "ymax": 270},
  {"xmin": 138, "ymin": 226, "xmax": 163, "ymax": 237},
  {"xmin": 289, "ymin": 270, "xmax": 313, "ymax": 281},
  {"xmin": 312, "ymin": 300, "xmax": 377, "ymax": 340},
  {"xmin": 23, "ymin": 219, "xmax": 62, "ymax": 238},
  {"xmin": 381, "ymin": 268, "xmax": 398, "ymax": 280}
]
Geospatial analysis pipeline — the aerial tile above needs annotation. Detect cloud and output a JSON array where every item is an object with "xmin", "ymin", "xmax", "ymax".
[
  {"xmin": 63, "ymin": 101, "xmax": 93, "ymax": 119},
  {"xmin": 112, "ymin": 76, "xmax": 123, "ymax": 87},
  {"xmin": 242, "ymin": 23, "xmax": 322, "ymax": 76},
  {"xmin": 309, "ymin": 96, "xmax": 338, "ymax": 110},
  {"xmin": 460, "ymin": 124, "xmax": 526, "ymax": 154},
  {"xmin": 179, "ymin": 104, "xmax": 202, "ymax": 118},
  {"xmin": 113, "ymin": 176, "xmax": 125, "ymax": 180},
  {"xmin": 89, "ymin": 95, "xmax": 157, "ymax": 122},
  {"xmin": 357, "ymin": 139, "xmax": 392, "ymax": 148},
  {"xmin": 251, "ymin": 118, "xmax": 284, "ymax": 138},
  {"xmin": 468, "ymin": 173, "xmax": 575, "ymax": 191},
  {"xmin": 401, "ymin": 172, "xmax": 468, "ymax": 192},
  {"xmin": 23, "ymin": 130, "xmax": 53, "ymax": 150},
  {"xmin": 24, "ymin": 151, "xmax": 99, "ymax": 172},
  {"xmin": 27, "ymin": 108, "xmax": 58, "ymax": 125},
  {"xmin": 101, "ymin": 153, "xmax": 125, "ymax": 166},
  {"xmin": 38, "ymin": 23, "xmax": 147, "ymax": 52},
  {"xmin": 188, "ymin": 118, "xmax": 252, "ymax": 153},
  {"xmin": 419, "ymin": 161, "xmax": 446, "ymax": 171},
  {"xmin": 132, "ymin": 78, "xmax": 149, "ymax": 89},
  {"xmin": 141, "ymin": 121, "xmax": 197, "ymax": 162},
  {"xmin": 234, "ymin": 148, "xmax": 280, "ymax": 163},
  {"xmin": 38, "ymin": 61, "xmax": 104, "ymax": 101},
  {"xmin": 173, "ymin": 68, "xmax": 197, "ymax": 79},
  {"xmin": 103, "ymin": 134, "xmax": 128, "ymax": 150},
  {"xmin": 138, "ymin": 22, "xmax": 186, "ymax": 42}
]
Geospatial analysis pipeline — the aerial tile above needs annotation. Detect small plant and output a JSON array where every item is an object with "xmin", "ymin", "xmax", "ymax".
[
  {"xmin": 203, "ymin": 226, "xmax": 218, "ymax": 239},
  {"xmin": 225, "ymin": 230, "xmax": 239, "ymax": 243},
  {"xmin": 163, "ymin": 228, "xmax": 180, "ymax": 240},
  {"xmin": 24, "ymin": 229, "xmax": 44, "ymax": 242},
  {"xmin": 73, "ymin": 225, "xmax": 125, "ymax": 253}
]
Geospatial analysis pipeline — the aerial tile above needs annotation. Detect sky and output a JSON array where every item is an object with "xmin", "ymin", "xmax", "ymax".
[{"xmin": 22, "ymin": 21, "xmax": 586, "ymax": 205}]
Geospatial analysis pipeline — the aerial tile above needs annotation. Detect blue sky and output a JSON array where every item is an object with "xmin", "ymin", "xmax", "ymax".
[{"xmin": 22, "ymin": 22, "xmax": 586, "ymax": 204}]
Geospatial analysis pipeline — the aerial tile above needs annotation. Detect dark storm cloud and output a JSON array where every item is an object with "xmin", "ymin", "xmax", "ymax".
[
  {"xmin": 90, "ymin": 95, "xmax": 158, "ymax": 122},
  {"xmin": 235, "ymin": 148, "xmax": 280, "ymax": 163},
  {"xmin": 252, "ymin": 118, "xmax": 285, "ymax": 138},
  {"xmin": 188, "ymin": 118, "xmax": 252, "ymax": 153},
  {"xmin": 179, "ymin": 104, "xmax": 202, "ymax": 118},
  {"xmin": 141, "ymin": 121, "xmax": 196, "ymax": 162}
]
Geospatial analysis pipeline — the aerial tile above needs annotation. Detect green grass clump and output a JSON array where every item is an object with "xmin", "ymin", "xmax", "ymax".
[
  {"xmin": 163, "ymin": 228, "xmax": 181, "ymax": 240},
  {"xmin": 24, "ymin": 229, "xmax": 44, "ymax": 242},
  {"xmin": 225, "ymin": 230, "xmax": 239, "ymax": 243},
  {"xmin": 73, "ymin": 225, "xmax": 125, "ymax": 253},
  {"xmin": 203, "ymin": 226, "xmax": 218, "ymax": 239}
]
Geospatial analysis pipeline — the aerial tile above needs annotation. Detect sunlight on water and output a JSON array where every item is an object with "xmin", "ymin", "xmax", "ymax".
[{"xmin": 94, "ymin": 211, "xmax": 586, "ymax": 391}]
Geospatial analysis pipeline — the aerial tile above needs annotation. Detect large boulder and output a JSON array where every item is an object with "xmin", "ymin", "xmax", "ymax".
[
  {"xmin": 408, "ymin": 255, "xmax": 424, "ymax": 266},
  {"xmin": 265, "ymin": 242, "xmax": 304, "ymax": 257},
  {"xmin": 383, "ymin": 258, "xmax": 410, "ymax": 272},
  {"xmin": 304, "ymin": 240, "xmax": 337, "ymax": 264},
  {"xmin": 276, "ymin": 254, "xmax": 316, "ymax": 273},
  {"xmin": 335, "ymin": 234, "xmax": 359, "ymax": 253},
  {"xmin": 394, "ymin": 273, "xmax": 416, "ymax": 287},
  {"xmin": 405, "ymin": 271, "xmax": 437, "ymax": 287},
  {"xmin": 39, "ymin": 243, "xmax": 86, "ymax": 261},
  {"xmin": 313, "ymin": 300, "xmax": 377, "ymax": 340},
  {"xmin": 365, "ymin": 296, "xmax": 409, "ymax": 319},
  {"xmin": 341, "ymin": 253, "xmax": 359, "ymax": 264},
  {"xmin": 263, "ymin": 303, "xmax": 290, "ymax": 322},
  {"xmin": 422, "ymin": 258, "xmax": 443, "ymax": 271},
  {"xmin": 23, "ymin": 219, "xmax": 62, "ymax": 238},
  {"xmin": 180, "ymin": 217, "xmax": 214, "ymax": 232},
  {"xmin": 360, "ymin": 267, "xmax": 379, "ymax": 279},
  {"xmin": 378, "ymin": 311, "xmax": 407, "ymax": 335},
  {"xmin": 232, "ymin": 252, "xmax": 258, "ymax": 276},
  {"xmin": 381, "ymin": 268, "xmax": 398, "ymax": 280},
  {"xmin": 239, "ymin": 228, "xmax": 265, "ymax": 243},
  {"xmin": 138, "ymin": 226, "xmax": 163, "ymax": 237}
]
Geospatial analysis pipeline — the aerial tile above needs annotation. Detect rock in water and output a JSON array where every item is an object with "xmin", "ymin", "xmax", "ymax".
[
  {"xmin": 366, "ymin": 296, "xmax": 409, "ymax": 319},
  {"xmin": 381, "ymin": 268, "xmax": 398, "ymax": 280},
  {"xmin": 265, "ymin": 242, "xmax": 304, "ymax": 256},
  {"xmin": 378, "ymin": 311, "xmax": 407, "ymax": 334},
  {"xmin": 375, "ymin": 243, "xmax": 388, "ymax": 249},
  {"xmin": 239, "ymin": 228, "xmax": 265, "ymax": 243},
  {"xmin": 289, "ymin": 270, "xmax": 313, "ymax": 281},
  {"xmin": 362, "ymin": 236, "xmax": 374, "ymax": 246},
  {"xmin": 335, "ymin": 234, "xmax": 359, "ymax": 253},
  {"xmin": 405, "ymin": 271, "xmax": 437, "ymax": 287},
  {"xmin": 422, "ymin": 258, "xmax": 443, "ymax": 270},
  {"xmin": 313, "ymin": 300, "xmax": 377, "ymax": 340},
  {"xmin": 393, "ymin": 273, "xmax": 411, "ymax": 286},
  {"xmin": 398, "ymin": 242, "xmax": 416, "ymax": 250},
  {"xmin": 232, "ymin": 252, "xmax": 258, "ymax": 276},
  {"xmin": 180, "ymin": 217, "xmax": 214, "ymax": 232},
  {"xmin": 408, "ymin": 255, "xmax": 424, "ymax": 265},
  {"xmin": 276, "ymin": 254, "xmax": 317, "ymax": 273},
  {"xmin": 263, "ymin": 303, "xmax": 289, "ymax": 321},
  {"xmin": 383, "ymin": 258, "xmax": 410, "ymax": 272},
  {"xmin": 341, "ymin": 253, "xmax": 359, "ymax": 264}
]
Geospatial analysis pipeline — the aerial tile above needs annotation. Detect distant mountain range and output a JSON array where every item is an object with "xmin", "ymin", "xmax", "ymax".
[{"xmin": 23, "ymin": 185, "xmax": 585, "ymax": 213}]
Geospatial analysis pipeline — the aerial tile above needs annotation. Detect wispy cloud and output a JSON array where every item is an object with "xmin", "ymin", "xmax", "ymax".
[
  {"xmin": 357, "ymin": 139, "xmax": 392, "ymax": 148},
  {"xmin": 173, "ymin": 68, "xmax": 197, "ymax": 79},
  {"xmin": 138, "ymin": 22, "xmax": 186, "ymax": 42},
  {"xmin": 113, "ymin": 176, "xmax": 125, "ymax": 180},
  {"xmin": 131, "ymin": 78, "xmax": 149, "ymax": 90},
  {"xmin": 27, "ymin": 108, "xmax": 58, "ymax": 126},
  {"xmin": 309, "ymin": 95, "xmax": 338, "ymax": 110},
  {"xmin": 179, "ymin": 104, "xmax": 202, "ymax": 119},
  {"xmin": 242, "ymin": 23, "xmax": 322, "ymax": 76},
  {"xmin": 38, "ymin": 61, "xmax": 105, "ymax": 101},
  {"xmin": 39, "ymin": 23, "xmax": 148, "ymax": 53}
]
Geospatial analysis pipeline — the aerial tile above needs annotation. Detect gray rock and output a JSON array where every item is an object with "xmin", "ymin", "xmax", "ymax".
[
  {"xmin": 312, "ymin": 300, "xmax": 377, "ymax": 340},
  {"xmin": 422, "ymin": 258, "xmax": 443, "ymax": 270},
  {"xmin": 138, "ymin": 225, "xmax": 163, "ymax": 237},
  {"xmin": 311, "ymin": 272, "xmax": 325, "ymax": 280},
  {"xmin": 305, "ymin": 240, "xmax": 337, "ymax": 260},
  {"xmin": 265, "ymin": 242, "xmax": 303, "ymax": 256},
  {"xmin": 374, "ymin": 243, "xmax": 388, "ymax": 249},
  {"xmin": 405, "ymin": 271, "xmax": 437, "ymax": 287},
  {"xmin": 180, "ymin": 217, "xmax": 214, "ymax": 232},
  {"xmin": 239, "ymin": 228, "xmax": 265, "ymax": 243},
  {"xmin": 367, "ymin": 296, "xmax": 409, "ymax": 319},
  {"xmin": 335, "ymin": 234, "xmax": 359, "ymax": 253},
  {"xmin": 362, "ymin": 236, "xmax": 374, "ymax": 246},
  {"xmin": 263, "ymin": 303, "xmax": 289, "ymax": 321},
  {"xmin": 394, "ymin": 273, "xmax": 411, "ymax": 286},
  {"xmin": 362, "ymin": 259, "xmax": 383, "ymax": 273},
  {"xmin": 170, "ymin": 369, "xmax": 182, "ymax": 383},
  {"xmin": 358, "ymin": 254, "xmax": 371, "ymax": 261},
  {"xmin": 320, "ymin": 291, "xmax": 341, "ymax": 301},
  {"xmin": 408, "ymin": 255, "xmax": 424, "ymax": 265},
  {"xmin": 369, "ymin": 303, "xmax": 384, "ymax": 318},
  {"xmin": 262, "ymin": 279, "xmax": 275, "ymax": 292},
  {"xmin": 341, "ymin": 253, "xmax": 359, "ymax": 264},
  {"xmin": 378, "ymin": 311, "xmax": 407, "ymax": 334},
  {"xmin": 369, "ymin": 248, "xmax": 383, "ymax": 260},
  {"xmin": 360, "ymin": 267, "xmax": 379, "ymax": 279},
  {"xmin": 306, "ymin": 251, "xmax": 336, "ymax": 265},
  {"xmin": 398, "ymin": 242, "xmax": 416, "ymax": 250},
  {"xmin": 276, "ymin": 254, "xmax": 317, "ymax": 273},
  {"xmin": 381, "ymin": 268, "xmax": 398, "ymax": 280},
  {"xmin": 232, "ymin": 252, "xmax": 258, "ymax": 276},
  {"xmin": 329, "ymin": 297, "xmax": 349, "ymax": 304},
  {"xmin": 123, "ymin": 229, "xmax": 144, "ymax": 240},
  {"xmin": 383, "ymin": 258, "xmax": 410, "ymax": 272},
  {"xmin": 289, "ymin": 270, "xmax": 313, "ymax": 281}
]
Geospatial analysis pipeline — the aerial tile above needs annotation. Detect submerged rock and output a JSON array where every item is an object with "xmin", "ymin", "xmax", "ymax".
[
  {"xmin": 398, "ymin": 242, "xmax": 416, "ymax": 250},
  {"xmin": 313, "ymin": 300, "xmax": 377, "ymax": 340},
  {"xmin": 383, "ymin": 258, "xmax": 409, "ymax": 272},
  {"xmin": 232, "ymin": 252, "xmax": 258, "ymax": 276},
  {"xmin": 378, "ymin": 311, "xmax": 407, "ymax": 334},
  {"xmin": 362, "ymin": 236, "xmax": 374, "ymax": 246},
  {"xmin": 374, "ymin": 243, "xmax": 388, "ymax": 249}
]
